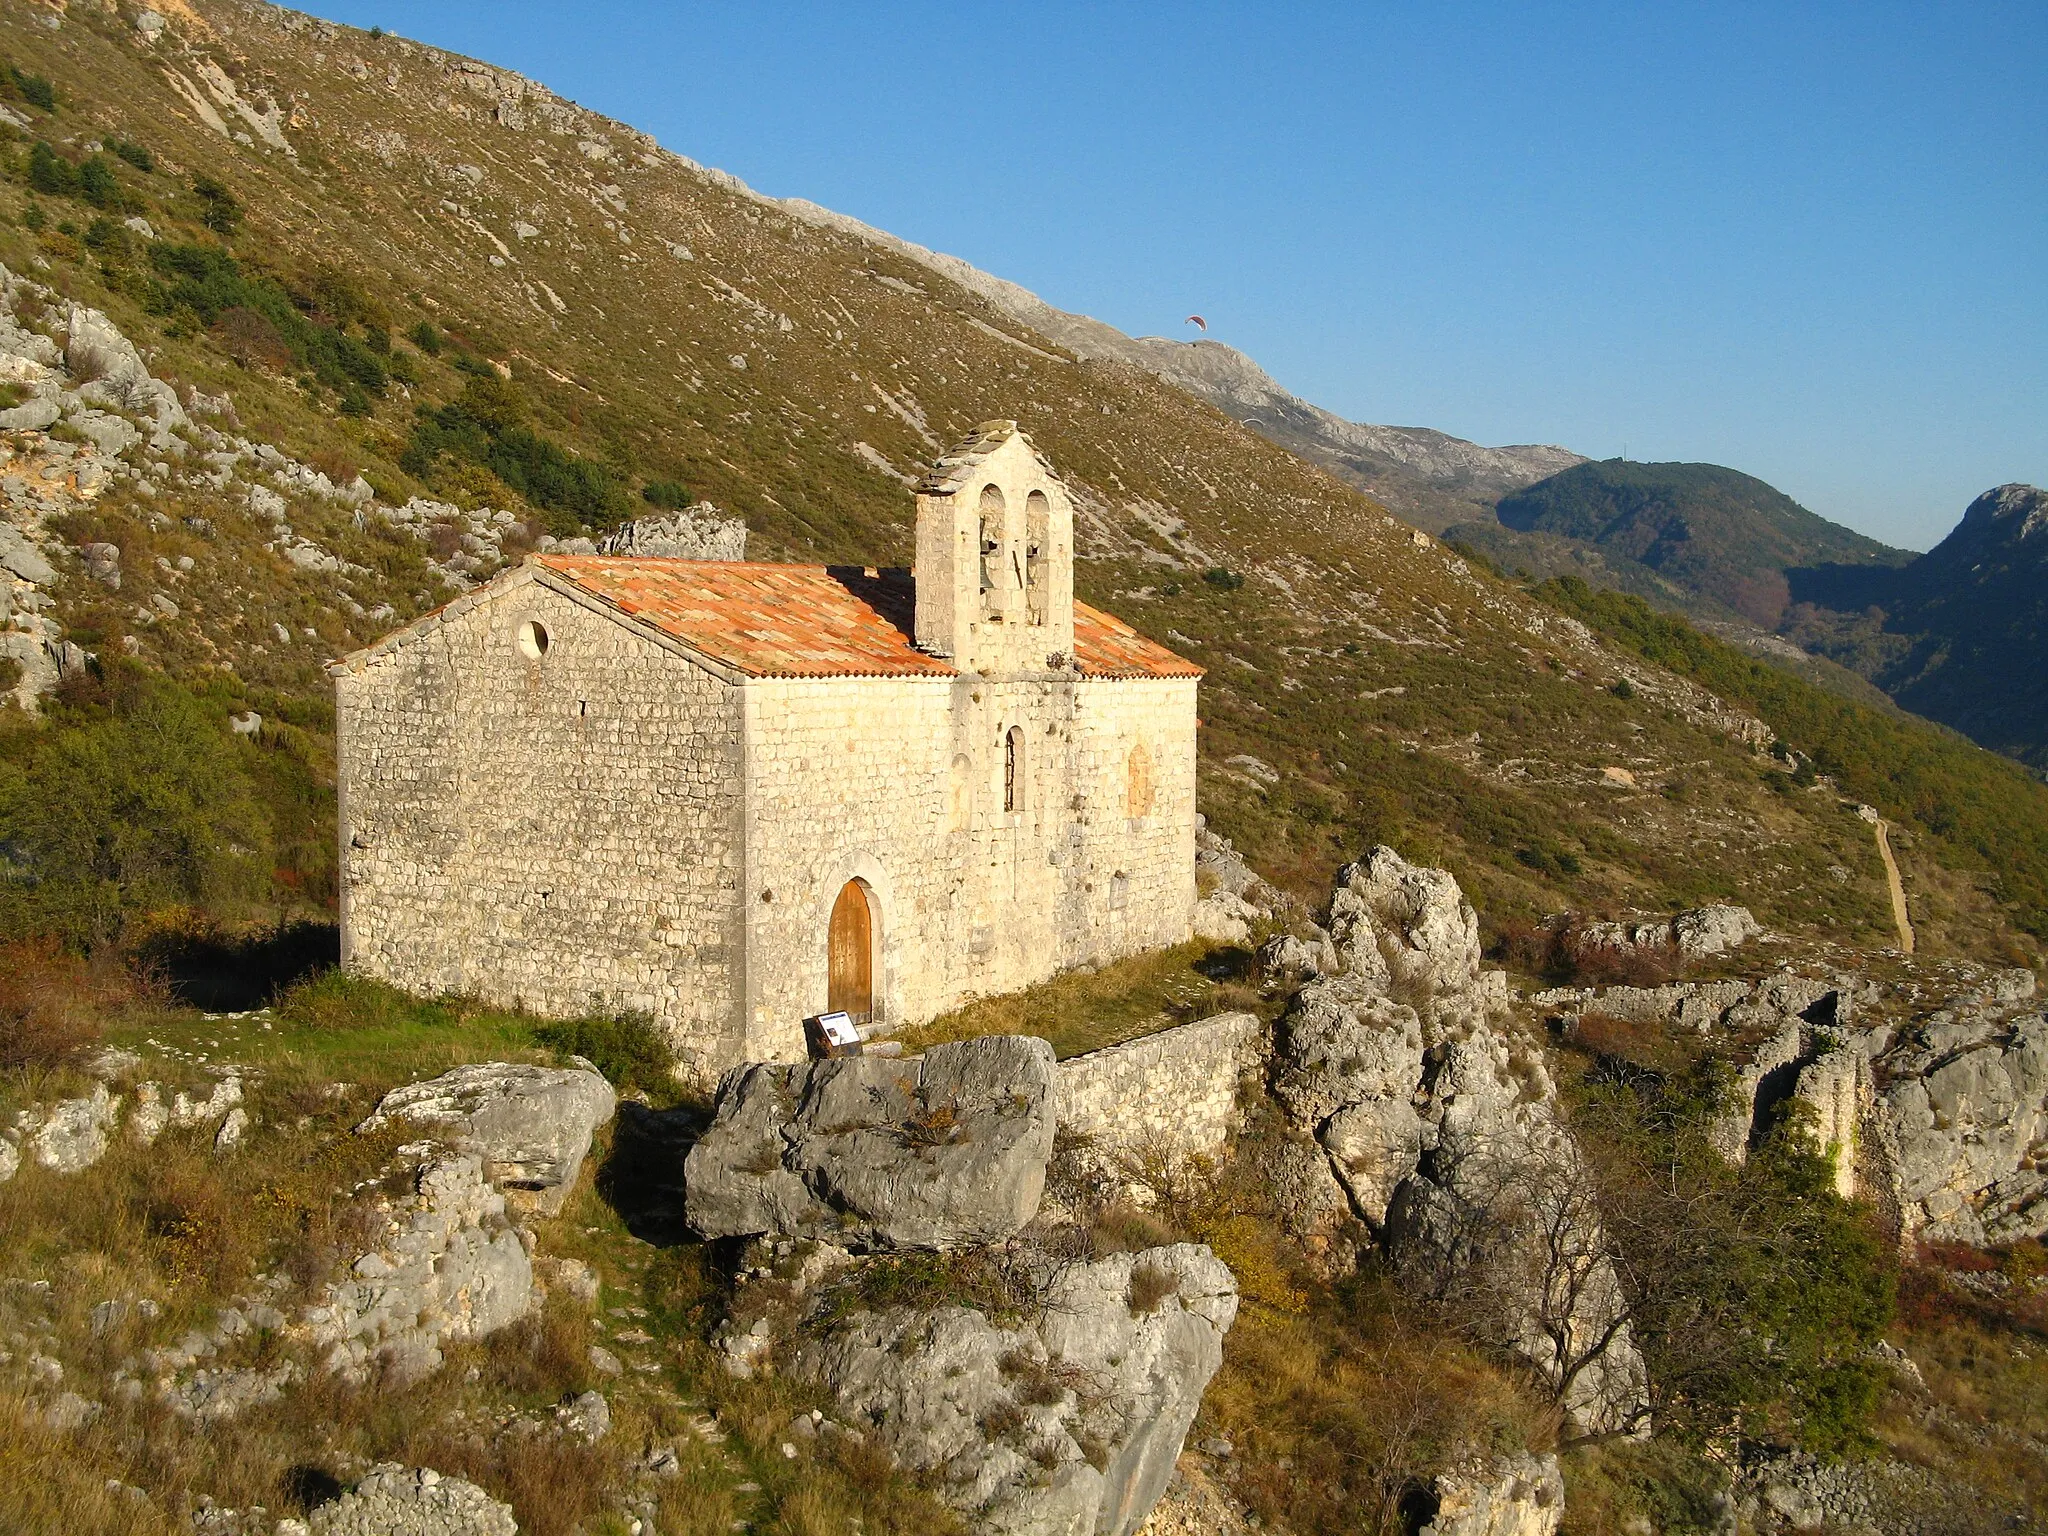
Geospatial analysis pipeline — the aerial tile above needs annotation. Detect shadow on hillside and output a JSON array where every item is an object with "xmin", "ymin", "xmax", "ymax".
[
  {"xmin": 141, "ymin": 920, "xmax": 340, "ymax": 1012},
  {"xmin": 596, "ymin": 1100, "xmax": 709, "ymax": 1247}
]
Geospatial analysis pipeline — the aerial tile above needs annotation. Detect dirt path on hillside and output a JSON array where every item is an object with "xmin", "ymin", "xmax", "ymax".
[{"xmin": 1870, "ymin": 814, "xmax": 1915, "ymax": 954}]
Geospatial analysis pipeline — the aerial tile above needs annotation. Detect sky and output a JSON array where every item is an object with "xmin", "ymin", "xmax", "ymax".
[{"xmin": 309, "ymin": 2, "xmax": 2047, "ymax": 550}]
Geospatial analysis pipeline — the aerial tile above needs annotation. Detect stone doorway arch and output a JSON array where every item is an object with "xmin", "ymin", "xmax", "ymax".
[{"xmin": 828, "ymin": 878, "xmax": 877, "ymax": 1023}]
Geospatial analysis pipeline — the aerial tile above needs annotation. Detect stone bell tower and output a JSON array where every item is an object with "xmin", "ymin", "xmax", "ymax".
[{"xmin": 912, "ymin": 420, "xmax": 1074, "ymax": 676}]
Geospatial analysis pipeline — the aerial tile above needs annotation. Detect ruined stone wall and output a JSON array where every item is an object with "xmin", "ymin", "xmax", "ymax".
[
  {"xmin": 1055, "ymin": 1012, "xmax": 1266, "ymax": 1167},
  {"xmin": 336, "ymin": 572, "xmax": 747, "ymax": 1067},
  {"xmin": 740, "ymin": 672, "xmax": 1197, "ymax": 1060}
]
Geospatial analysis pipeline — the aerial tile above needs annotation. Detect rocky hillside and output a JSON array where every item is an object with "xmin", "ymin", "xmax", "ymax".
[
  {"xmin": 1785, "ymin": 484, "xmax": 2048, "ymax": 768},
  {"xmin": 783, "ymin": 197, "xmax": 1586, "ymax": 534},
  {"xmin": 6, "ymin": 0, "xmax": 2045, "ymax": 965}
]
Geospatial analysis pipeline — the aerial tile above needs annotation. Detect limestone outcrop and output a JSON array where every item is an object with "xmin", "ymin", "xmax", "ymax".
[
  {"xmin": 598, "ymin": 501, "xmax": 747, "ymax": 559},
  {"xmin": 1269, "ymin": 847, "xmax": 1649, "ymax": 1439},
  {"xmin": 301, "ymin": 1151, "xmax": 534, "ymax": 1382},
  {"xmin": 359, "ymin": 1060, "xmax": 616, "ymax": 1214},
  {"xmin": 795, "ymin": 1243, "xmax": 1238, "ymax": 1536},
  {"xmin": 686, "ymin": 1035, "xmax": 1058, "ymax": 1249},
  {"xmin": 7, "ymin": 1081, "xmax": 120, "ymax": 1174},
  {"xmin": 1877, "ymin": 998, "xmax": 2048, "ymax": 1244},
  {"xmin": 307, "ymin": 1464, "xmax": 518, "ymax": 1536},
  {"xmin": 1421, "ymin": 1454, "xmax": 1566, "ymax": 1536},
  {"xmin": 1569, "ymin": 904, "xmax": 1760, "ymax": 963}
]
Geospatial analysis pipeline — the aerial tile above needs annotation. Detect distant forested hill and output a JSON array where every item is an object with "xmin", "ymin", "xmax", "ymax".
[{"xmin": 1479, "ymin": 460, "xmax": 1909, "ymax": 627}]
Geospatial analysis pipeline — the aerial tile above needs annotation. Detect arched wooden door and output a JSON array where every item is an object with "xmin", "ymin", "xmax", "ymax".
[{"xmin": 827, "ymin": 880, "xmax": 873, "ymax": 1023}]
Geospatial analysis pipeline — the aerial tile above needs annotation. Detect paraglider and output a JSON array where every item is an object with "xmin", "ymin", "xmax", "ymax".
[{"xmin": 1184, "ymin": 315, "xmax": 1207, "ymax": 331}]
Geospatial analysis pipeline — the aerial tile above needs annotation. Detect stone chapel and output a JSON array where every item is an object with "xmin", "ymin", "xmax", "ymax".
[{"xmin": 331, "ymin": 422, "xmax": 1202, "ymax": 1071}]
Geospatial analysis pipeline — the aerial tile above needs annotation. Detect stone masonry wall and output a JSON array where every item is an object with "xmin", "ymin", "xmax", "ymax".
[
  {"xmin": 740, "ymin": 672, "xmax": 1197, "ymax": 1060},
  {"xmin": 1056, "ymin": 1012, "xmax": 1266, "ymax": 1169},
  {"xmin": 336, "ymin": 571, "xmax": 747, "ymax": 1068}
]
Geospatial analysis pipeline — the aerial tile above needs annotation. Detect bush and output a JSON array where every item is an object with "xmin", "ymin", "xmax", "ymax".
[
  {"xmin": 109, "ymin": 138, "xmax": 153, "ymax": 173},
  {"xmin": 26, "ymin": 140, "xmax": 72, "ymax": 196},
  {"xmin": 5, "ymin": 66, "xmax": 55, "ymax": 113},
  {"xmin": 532, "ymin": 1011, "xmax": 675, "ymax": 1096},
  {"xmin": 0, "ymin": 664, "xmax": 276, "ymax": 946},
  {"xmin": 146, "ymin": 243, "xmax": 386, "ymax": 395},
  {"xmin": 76, "ymin": 154, "xmax": 122, "ymax": 211},
  {"xmin": 191, "ymin": 172, "xmax": 241, "ymax": 236},
  {"xmin": 402, "ymin": 377, "xmax": 629, "ymax": 532},
  {"xmin": 276, "ymin": 968, "xmax": 452, "ymax": 1034},
  {"xmin": 409, "ymin": 320, "xmax": 442, "ymax": 355},
  {"xmin": 1202, "ymin": 566, "xmax": 1245, "ymax": 590},
  {"xmin": 641, "ymin": 479, "xmax": 691, "ymax": 509},
  {"xmin": 0, "ymin": 937, "xmax": 107, "ymax": 1070},
  {"xmin": 1569, "ymin": 1050, "xmax": 1896, "ymax": 1454}
]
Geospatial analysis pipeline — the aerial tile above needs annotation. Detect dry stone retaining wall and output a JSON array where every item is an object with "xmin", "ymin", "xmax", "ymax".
[{"xmin": 1055, "ymin": 1012, "xmax": 1265, "ymax": 1168}]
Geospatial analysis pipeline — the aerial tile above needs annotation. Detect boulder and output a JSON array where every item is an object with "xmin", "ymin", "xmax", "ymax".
[
  {"xmin": 1325, "ymin": 846, "xmax": 1492, "ymax": 1023},
  {"xmin": 1877, "ymin": 1008, "xmax": 2048, "ymax": 1243},
  {"xmin": 301, "ymin": 1152, "xmax": 533, "ymax": 1383},
  {"xmin": 0, "ymin": 523, "xmax": 55, "ymax": 585},
  {"xmin": 14, "ymin": 1082, "xmax": 121, "ymax": 1173},
  {"xmin": 66, "ymin": 302, "xmax": 186, "ymax": 435},
  {"xmin": 1422, "ymin": 1454, "xmax": 1565, "ymax": 1536},
  {"xmin": 1191, "ymin": 889, "xmax": 1257, "ymax": 944},
  {"xmin": 796, "ymin": 1244, "xmax": 1238, "ymax": 1536},
  {"xmin": 686, "ymin": 1035, "xmax": 1057, "ymax": 1250},
  {"xmin": 360, "ymin": 1061, "xmax": 617, "ymax": 1214},
  {"xmin": 1273, "ymin": 850, "xmax": 1649, "ymax": 1438},
  {"xmin": 1673, "ymin": 904, "xmax": 1761, "ymax": 959},
  {"xmin": 309, "ymin": 1465, "xmax": 517, "ymax": 1536},
  {"xmin": 598, "ymin": 502, "xmax": 747, "ymax": 559}
]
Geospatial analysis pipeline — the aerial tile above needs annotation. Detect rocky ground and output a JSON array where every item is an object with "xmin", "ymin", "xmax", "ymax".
[{"xmin": 4, "ymin": 844, "xmax": 2042, "ymax": 1533}]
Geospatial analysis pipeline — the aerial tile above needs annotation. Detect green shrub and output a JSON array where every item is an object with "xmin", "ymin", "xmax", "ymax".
[
  {"xmin": 190, "ymin": 172, "xmax": 241, "ymax": 235},
  {"xmin": 532, "ymin": 1011, "xmax": 675, "ymax": 1096},
  {"xmin": 401, "ymin": 377, "xmax": 629, "ymax": 532},
  {"xmin": 109, "ymin": 138, "xmax": 153, "ymax": 173},
  {"xmin": 76, "ymin": 154, "xmax": 121, "ymax": 211},
  {"xmin": 276, "ymin": 968, "xmax": 456, "ymax": 1034},
  {"xmin": 409, "ymin": 320, "xmax": 442, "ymax": 355},
  {"xmin": 641, "ymin": 478, "xmax": 691, "ymax": 510},
  {"xmin": 1570, "ymin": 1049, "xmax": 1896, "ymax": 1455},
  {"xmin": 5, "ymin": 66, "xmax": 55, "ymax": 113},
  {"xmin": 26, "ymin": 140, "xmax": 72, "ymax": 196},
  {"xmin": 1202, "ymin": 566, "xmax": 1245, "ymax": 590},
  {"xmin": 0, "ymin": 667, "xmax": 277, "ymax": 947},
  {"xmin": 145, "ymin": 242, "xmax": 387, "ymax": 397}
]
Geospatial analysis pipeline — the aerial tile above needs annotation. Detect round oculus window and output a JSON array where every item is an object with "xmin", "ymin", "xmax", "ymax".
[{"xmin": 516, "ymin": 618, "xmax": 550, "ymax": 659}]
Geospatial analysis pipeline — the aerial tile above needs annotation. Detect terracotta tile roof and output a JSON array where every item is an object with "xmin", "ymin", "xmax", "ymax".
[
  {"xmin": 1070, "ymin": 603, "xmax": 1205, "ymax": 679},
  {"xmin": 534, "ymin": 557, "xmax": 1200, "ymax": 681}
]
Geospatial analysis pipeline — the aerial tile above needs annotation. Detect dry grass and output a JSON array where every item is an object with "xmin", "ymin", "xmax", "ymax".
[
  {"xmin": 0, "ymin": 938, "xmax": 127, "ymax": 1071},
  {"xmin": 897, "ymin": 939, "xmax": 1268, "ymax": 1059}
]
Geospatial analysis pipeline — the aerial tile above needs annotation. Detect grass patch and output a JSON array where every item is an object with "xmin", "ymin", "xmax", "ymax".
[{"xmin": 896, "ymin": 939, "xmax": 1269, "ymax": 1059}]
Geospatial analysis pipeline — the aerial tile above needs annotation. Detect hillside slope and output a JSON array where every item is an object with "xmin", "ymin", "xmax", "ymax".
[
  {"xmin": 1787, "ymin": 483, "xmax": 2048, "ymax": 766},
  {"xmin": 782, "ymin": 197, "xmax": 1585, "ymax": 534},
  {"xmin": 0, "ymin": 0, "xmax": 2040, "ymax": 964}
]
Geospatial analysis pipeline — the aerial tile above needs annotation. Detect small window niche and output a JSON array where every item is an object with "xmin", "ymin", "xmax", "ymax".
[
  {"xmin": 1025, "ymin": 489, "xmax": 1050, "ymax": 626},
  {"xmin": 516, "ymin": 618, "xmax": 551, "ymax": 660},
  {"xmin": 1126, "ymin": 742, "xmax": 1155, "ymax": 818},
  {"xmin": 1109, "ymin": 871, "xmax": 1131, "ymax": 911}
]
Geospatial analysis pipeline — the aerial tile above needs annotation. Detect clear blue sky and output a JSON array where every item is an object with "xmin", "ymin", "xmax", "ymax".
[{"xmin": 313, "ymin": 2, "xmax": 2046, "ymax": 550}]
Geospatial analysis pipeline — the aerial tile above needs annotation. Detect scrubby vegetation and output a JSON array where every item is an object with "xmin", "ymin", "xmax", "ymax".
[{"xmin": 1541, "ymin": 576, "xmax": 2048, "ymax": 937}]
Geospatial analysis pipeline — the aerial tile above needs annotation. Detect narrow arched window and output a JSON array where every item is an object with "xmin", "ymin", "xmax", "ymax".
[{"xmin": 1003, "ymin": 726, "xmax": 1023, "ymax": 813}]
